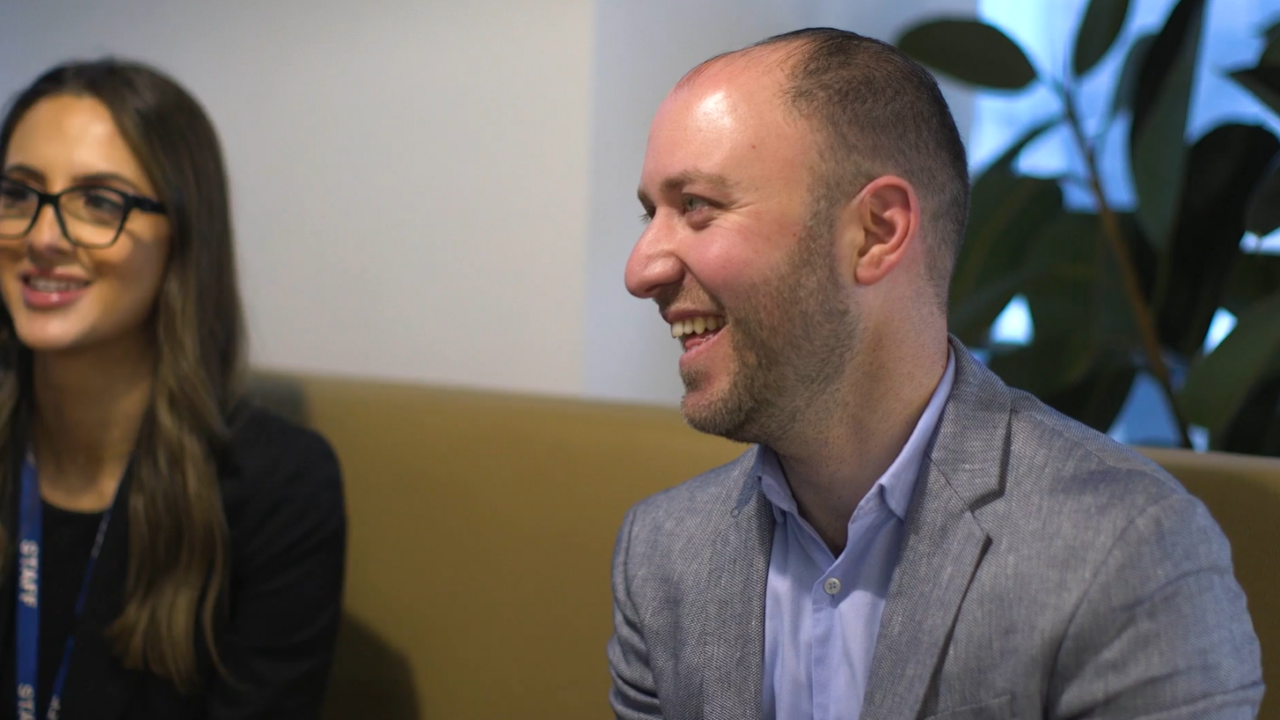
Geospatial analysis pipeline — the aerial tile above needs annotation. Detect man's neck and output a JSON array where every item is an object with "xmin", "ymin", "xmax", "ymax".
[
  {"xmin": 30, "ymin": 333, "xmax": 155, "ymax": 511},
  {"xmin": 773, "ymin": 334, "xmax": 949, "ymax": 555}
]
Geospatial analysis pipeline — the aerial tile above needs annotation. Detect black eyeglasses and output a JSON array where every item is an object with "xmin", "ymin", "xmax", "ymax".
[{"xmin": 0, "ymin": 177, "xmax": 167, "ymax": 249}]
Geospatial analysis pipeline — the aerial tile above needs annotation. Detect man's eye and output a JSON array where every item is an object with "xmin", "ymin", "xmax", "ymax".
[{"xmin": 682, "ymin": 196, "xmax": 709, "ymax": 213}]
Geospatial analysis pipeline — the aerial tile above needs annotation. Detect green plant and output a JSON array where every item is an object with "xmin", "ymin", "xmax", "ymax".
[{"xmin": 897, "ymin": 0, "xmax": 1280, "ymax": 454}]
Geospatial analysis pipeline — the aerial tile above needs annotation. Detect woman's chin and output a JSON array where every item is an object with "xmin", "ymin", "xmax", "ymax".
[{"xmin": 10, "ymin": 323, "xmax": 90, "ymax": 355}]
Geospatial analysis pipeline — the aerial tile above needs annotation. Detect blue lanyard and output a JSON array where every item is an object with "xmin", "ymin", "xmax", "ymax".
[{"xmin": 15, "ymin": 455, "xmax": 114, "ymax": 720}]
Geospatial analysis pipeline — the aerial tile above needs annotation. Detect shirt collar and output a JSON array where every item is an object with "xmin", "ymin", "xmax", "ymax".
[{"xmin": 755, "ymin": 350, "xmax": 957, "ymax": 524}]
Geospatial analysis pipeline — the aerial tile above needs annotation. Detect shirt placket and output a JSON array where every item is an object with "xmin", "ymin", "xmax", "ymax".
[
  {"xmin": 809, "ymin": 491, "xmax": 889, "ymax": 720},
  {"xmin": 797, "ymin": 521, "xmax": 837, "ymax": 720}
]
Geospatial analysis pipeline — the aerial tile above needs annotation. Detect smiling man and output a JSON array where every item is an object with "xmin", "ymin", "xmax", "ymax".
[{"xmin": 608, "ymin": 28, "xmax": 1263, "ymax": 720}]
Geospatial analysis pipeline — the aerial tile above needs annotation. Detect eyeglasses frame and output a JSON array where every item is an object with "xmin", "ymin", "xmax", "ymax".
[{"xmin": 0, "ymin": 178, "xmax": 167, "ymax": 249}]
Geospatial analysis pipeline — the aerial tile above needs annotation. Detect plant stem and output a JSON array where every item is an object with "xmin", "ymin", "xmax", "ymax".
[{"xmin": 1060, "ymin": 86, "xmax": 1195, "ymax": 449}]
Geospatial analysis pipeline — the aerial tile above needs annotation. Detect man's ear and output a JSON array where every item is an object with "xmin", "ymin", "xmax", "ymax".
[{"xmin": 834, "ymin": 175, "xmax": 920, "ymax": 287}]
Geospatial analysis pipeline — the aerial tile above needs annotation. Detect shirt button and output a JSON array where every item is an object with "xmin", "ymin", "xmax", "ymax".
[{"xmin": 823, "ymin": 578, "xmax": 841, "ymax": 595}]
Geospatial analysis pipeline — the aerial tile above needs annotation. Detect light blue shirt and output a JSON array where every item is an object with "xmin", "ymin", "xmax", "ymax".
[{"xmin": 760, "ymin": 354, "xmax": 956, "ymax": 720}]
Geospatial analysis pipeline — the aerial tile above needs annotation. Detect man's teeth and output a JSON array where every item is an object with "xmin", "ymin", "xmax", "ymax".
[
  {"xmin": 671, "ymin": 316, "xmax": 724, "ymax": 338},
  {"xmin": 27, "ymin": 277, "xmax": 88, "ymax": 292}
]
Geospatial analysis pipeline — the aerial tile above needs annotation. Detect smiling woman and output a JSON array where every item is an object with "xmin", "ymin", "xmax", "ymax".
[
  {"xmin": 0, "ymin": 96, "xmax": 172, "ymax": 357},
  {"xmin": 0, "ymin": 60, "xmax": 346, "ymax": 720}
]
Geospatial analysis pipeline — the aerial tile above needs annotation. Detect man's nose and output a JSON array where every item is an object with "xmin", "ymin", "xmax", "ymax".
[{"xmin": 624, "ymin": 218, "xmax": 684, "ymax": 300}]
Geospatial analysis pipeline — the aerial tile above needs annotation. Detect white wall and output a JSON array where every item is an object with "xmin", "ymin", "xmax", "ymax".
[
  {"xmin": 583, "ymin": 0, "xmax": 978, "ymax": 404},
  {"xmin": 0, "ymin": 0, "xmax": 594, "ymax": 396},
  {"xmin": 1, "ymin": 0, "xmax": 976, "ymax": 402}
]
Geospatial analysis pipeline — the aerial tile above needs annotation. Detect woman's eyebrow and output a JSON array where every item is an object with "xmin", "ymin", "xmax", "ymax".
[{"xmin": 72, "ymin": 172, "xmax": 146, "ymax": 194}]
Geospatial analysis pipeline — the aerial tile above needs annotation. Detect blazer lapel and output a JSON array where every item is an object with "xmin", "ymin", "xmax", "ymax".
[
  {"xmin": 698, "ymin": 448, "xmax": 773, "ymax": 720},
  {"xmin": 861, "ymin": 341, "xmax": 1012, "ymax": 720},
  {"xmin": 58, "ymin": 470, "xmax": 143, "ymax": 720}
]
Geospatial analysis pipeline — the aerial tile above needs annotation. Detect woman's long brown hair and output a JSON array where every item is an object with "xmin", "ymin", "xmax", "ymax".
[{"xmin": 0, "ymin": 60, "xmax": 246, "ymax": 691}]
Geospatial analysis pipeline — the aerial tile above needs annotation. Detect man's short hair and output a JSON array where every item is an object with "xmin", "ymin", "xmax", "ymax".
[{"xmin": 750, "ymin": 28, "xmax": 970, "ymax": 307}]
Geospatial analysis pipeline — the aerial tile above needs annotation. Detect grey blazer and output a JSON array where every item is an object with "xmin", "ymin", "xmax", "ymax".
[{"xmin": 608, "ymin": 341, "xmax": 1264, "ymax": 720}]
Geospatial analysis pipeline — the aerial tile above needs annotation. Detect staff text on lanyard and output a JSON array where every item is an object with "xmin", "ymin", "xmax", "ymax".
[{"xmin": 15, "ymin": 455, "xmax": 114, "ymax": 720}]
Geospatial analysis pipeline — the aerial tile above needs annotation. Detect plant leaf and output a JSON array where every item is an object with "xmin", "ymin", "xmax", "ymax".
[
  {"xmin": 1131, "ymin": 0, "xmax": 1206, "ymax": 135},
  {"xmin": 1246, "ymin": 158, "xmax": 1280, "ymax": 236},
  {"xmin": 1231, "ymin": 67, "xmax": 1280, "ymax": 117},
  {"xmin": 1110, "ymin": 34, "xmax": 1156, "ymax": 118},
  {"xmin": 1153, "ymin": 125, "xmax": 1280, "ymax": 359},
  {"xmin": 1074, "ymin": 0, "xmax": 1132, "ymax": 77},
  {"xmin": 1219, "ymin": 376, "xmax": 1280, "ymax": 455},
  {"xmin": 897, "ymin": 19, "xmax": 1038, "ymax": 90},
  {"xmin": 1130, "ymin": 0, "xmax": 1206, "ymax": 249},
  {"xmin": 1266, "ymin": 18, "xmax": 1280, "ymax": 48},
  {"xmin": 948, "ymin": 178, "xmax": 1062, "ymax": 344},
  {"xmin": 1180, "ymin": 290, "xmax": 1280, "ymax": 436},
  {"xmin": 989, "ymin": 343, "xmax": 1139, "ymax": 434},
  {"xmin": 974, "ymin": 117, "xmax": 1059, "ymax": 177},
  {"xmin": 1223, "ymin": 252, "xmax": 1280, "ymax": 317},
  {"xmin": 969, "ymin": 211, "xmax": 1146, "ymax": 432},
  {"xmin": 948, "ymin": 120, "xmax": 1062, "ymax": 344},
  {"xmin": 949, "ymin": 262, "xmax": 1050, "ymax": 345},
  {"xmin": 988, "ymin": 339, "xmax": 1092, "ymax": 399},
  {"xmin": 1262, "ymin": 35, "xmax": 1280, "ymax": 66},
  {"xmin": 1041, "ymin": 353, "xmax": 1138, "ymax": 432},
  {"xmin": 1114, "ymin": 211, "xmax": 1159, "ymax": 300},
  {"xmin": 988, "ymin": 213, "xmax": 1121, "ymax": 396}
]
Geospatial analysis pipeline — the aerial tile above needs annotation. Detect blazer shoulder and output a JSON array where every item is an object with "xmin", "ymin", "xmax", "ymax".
[
  {"xmin": 994, "ymin": 389, "xmax": 1206, "ymax": 550},
  {"xmin": 220, "ymin": 403, "xmax": 344, "ymax": 515},
  {"xmin": 624, "ymin": 445, "xmax": 759, "ymax": 535}
]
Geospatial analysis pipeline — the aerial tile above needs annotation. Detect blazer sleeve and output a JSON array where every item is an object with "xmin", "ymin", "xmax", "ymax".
[
  {"xmin": 1049, "ymin": 493, "xmax": 1264, "ymax": 719},
  {"xmin": 207, "ymin": 424, "xmax": 347, "ymax": 720},
  {"xmin": 608, "ymin": 505, "xmax": 665, "ymax": 720}
]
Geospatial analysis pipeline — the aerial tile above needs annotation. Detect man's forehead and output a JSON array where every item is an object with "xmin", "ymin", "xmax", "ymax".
[
  {"xmin": 656, "ymin": 43, "xmax": 802, "ymax": 133},
  {"xmin": 651, "ymin": 65, "xmax": 796, "ymax": 140},
  {"xmin": 640, "ymin": 90, "xmax": 743, "ymax": 193},
  {"xmin": 637, "ymin": 44, "xmax": 813, "ymax": 198},
  {"xmin": 675, "ymin": 42, "xmax": 796, "ymax": 91}
]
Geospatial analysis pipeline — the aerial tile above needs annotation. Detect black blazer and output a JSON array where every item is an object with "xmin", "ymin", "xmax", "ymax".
[{"xmin": 0, "ymin": 405, "xmax": 347, "ymax": 720}]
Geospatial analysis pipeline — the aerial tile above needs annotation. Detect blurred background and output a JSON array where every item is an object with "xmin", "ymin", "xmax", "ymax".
[
  {"xmin": 900, "ymin": 0, "xmax": 1280, "ymax": 456},
  {"xmin": 2, "ymin": 0, "xmax": 1278, "ymax": 453}
]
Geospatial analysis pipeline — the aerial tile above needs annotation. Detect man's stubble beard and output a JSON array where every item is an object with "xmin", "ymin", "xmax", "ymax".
[{"xmin": 680, "ymin": 209, "xmax": 860, "ymax": 445}]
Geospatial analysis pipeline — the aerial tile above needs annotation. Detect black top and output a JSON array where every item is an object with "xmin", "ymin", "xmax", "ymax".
[
  {"xmin": 0, "ymin": 405, "xmax": 347, "ymax": 720},
  {"xmin": 0, "ymin": 502, "xmax": 104, "ymax": 720}
]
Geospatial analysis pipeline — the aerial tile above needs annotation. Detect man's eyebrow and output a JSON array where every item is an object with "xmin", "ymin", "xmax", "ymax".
[
  {"xmin": 638, "ymin": 171, "xmax": 737, "ymax": 207},
  {"xmin": 661, "ymin": 171, "xmax": 735, "ymax": 195}
]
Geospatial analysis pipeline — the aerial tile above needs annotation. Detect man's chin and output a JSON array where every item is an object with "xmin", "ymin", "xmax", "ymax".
[{"xmin": 679, "ymin": 388, "xmax": 755, "ymax": 442}]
